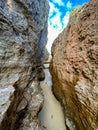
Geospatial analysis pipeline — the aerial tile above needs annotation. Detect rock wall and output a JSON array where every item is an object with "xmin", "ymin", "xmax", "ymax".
[
  {"xmin": 50, "ymin": 0, "xmax": 98, "ymax": 130},
  {"xmin": 0, "ymin": 0, "xmax": 49, "ymax": 130}
]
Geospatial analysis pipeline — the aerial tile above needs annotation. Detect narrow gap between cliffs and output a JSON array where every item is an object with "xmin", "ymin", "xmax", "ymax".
[{"xmin": 38, "ymin": 55, "xmax": 67, "ymax": 130}]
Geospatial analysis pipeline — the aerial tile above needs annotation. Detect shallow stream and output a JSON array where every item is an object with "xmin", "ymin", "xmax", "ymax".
[{"xmin": 38, "ymin": 64, "xmax": 66, "ymax": 130}]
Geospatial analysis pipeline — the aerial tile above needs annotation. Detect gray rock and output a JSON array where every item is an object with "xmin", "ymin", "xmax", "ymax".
[{"xmin": 0, "ymin": 0, "xmax": 49, "ymax": 129}]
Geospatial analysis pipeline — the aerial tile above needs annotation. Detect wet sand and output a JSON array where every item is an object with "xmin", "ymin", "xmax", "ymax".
[{"xmin": 38, "ymin": 68, "xmax": 66, "ymax": 130}]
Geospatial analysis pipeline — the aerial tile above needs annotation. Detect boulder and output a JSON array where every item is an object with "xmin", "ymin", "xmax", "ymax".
[
  {"xmin": 0, "ymin": 0, "xmax": 49, "ymax": 129},
  {"xmin": 50, "ymin": 0, "xmax": 98, "ymax": 129}
]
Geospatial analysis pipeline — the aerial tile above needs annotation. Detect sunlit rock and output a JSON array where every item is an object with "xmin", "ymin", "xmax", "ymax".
[{"xmin": 50, "ymin": 0, "xmax": 98, "ymax": 129}]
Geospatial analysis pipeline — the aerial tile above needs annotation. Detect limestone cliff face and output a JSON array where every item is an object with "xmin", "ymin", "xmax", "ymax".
[
  {"xmin": 0, "ymin": 0, "xmax": 49, "ymax": 130},
  {"xmin": 50, "ymin": 0, "xmax": 98, "ymax": 130}
]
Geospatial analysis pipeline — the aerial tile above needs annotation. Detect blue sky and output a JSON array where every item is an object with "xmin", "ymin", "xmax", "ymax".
[{"xmin": 46, "ymin": 0, "xmax": 89, "ymax": 53}]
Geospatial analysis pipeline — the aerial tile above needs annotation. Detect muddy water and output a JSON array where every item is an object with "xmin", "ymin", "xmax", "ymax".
[{"xmin": 38, "ymin": 66, "xmax": 66, "ymax": 130}]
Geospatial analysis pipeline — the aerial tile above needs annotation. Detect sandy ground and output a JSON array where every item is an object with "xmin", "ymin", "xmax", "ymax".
[{"xmin": 38, "ymin": 68, "xmax": 66, "ymax": 130}]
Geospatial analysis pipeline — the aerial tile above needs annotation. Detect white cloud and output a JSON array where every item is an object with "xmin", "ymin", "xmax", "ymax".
[
  {"xmin": 66, "ymin": 1, "xmax": 72, "ymax": 9},
  {"xmin": 49, "ymin": 2, "xmax": 63, "ymax": 30},
  {"xmin": 49, "ymin": 2, "xmax": 60, "ymax": 17},
  {"xmin": 62, "ymin": 11, "xmax": 70, "ymax": 27},
  {"xmin": 52, "ymin": 0, "xmax": 64, "ymax": 6},
  {"xmin": 46, "ymin": 2, "xmax": 70, "ymax": 53},
  {"xmin": 46, "ymin": 22, "xmax": 62, "ymax": 53},
  {"xmin": 46, "ymin": 2, "xmax": 63, "ymax": 53},
  {"xmin": 49, "ymin": 13, "xmax": 62, "ymax": 29}
]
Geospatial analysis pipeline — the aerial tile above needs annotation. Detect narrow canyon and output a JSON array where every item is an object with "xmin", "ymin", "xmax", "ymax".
[
  {"xmin": 38, "ymin": 57, "xmax": 66, "ymax": 130},
  {"xmin": 0, "ymin": 0, "xmax": 98, "ymax": 130}
]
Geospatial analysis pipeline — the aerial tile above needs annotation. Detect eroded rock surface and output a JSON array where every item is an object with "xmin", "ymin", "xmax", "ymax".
[
  {"xmin": 0, "ymin": 0, "xmax": 49, "ymax": 129},
  {"xmin": 50, "ymin": 0, "xmax": 98, "ymax": 130}
]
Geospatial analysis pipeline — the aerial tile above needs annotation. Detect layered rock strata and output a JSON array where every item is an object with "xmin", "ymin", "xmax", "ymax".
[
  {"xmin": 0, "ymin": 0, "xmax": 49, "ymax": 129},
  {"xmin": 50, "ymin": 0, "xmax": 98, "ymax": 130}
]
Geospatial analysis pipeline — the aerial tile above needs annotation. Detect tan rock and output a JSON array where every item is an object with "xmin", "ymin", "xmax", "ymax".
[{"xmin": 50, "ymin": 0, "xmax": 98, "ymax": 130}]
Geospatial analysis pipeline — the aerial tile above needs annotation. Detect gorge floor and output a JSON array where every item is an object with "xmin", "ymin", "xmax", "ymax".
[{"xmin": 38, "ymin": 63, "xmax": 66, "ymax": 130}]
